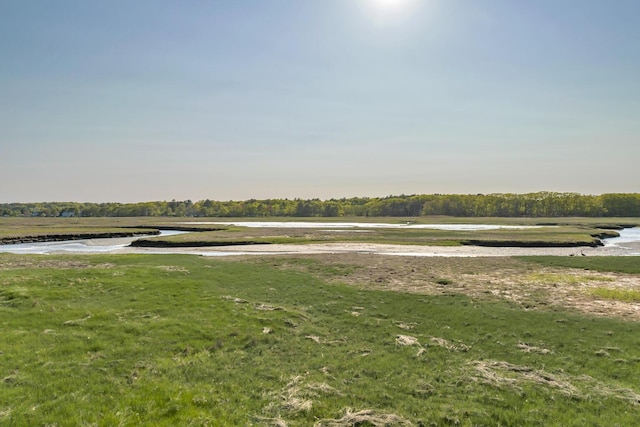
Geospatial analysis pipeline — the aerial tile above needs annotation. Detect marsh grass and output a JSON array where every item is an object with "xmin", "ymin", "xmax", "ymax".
[
  {"xmin": 526, "ymin": 273, "xmax": 614, "ymax": 285},
  {"xmin": 590, "ymin": 288, "xmax": 640, "ymax": 303},
  {"xmin": 2, "ymin": 217, "xmax": 631, "ymax": 248},
  {"xmin": 0, "ymin": 253, "xmax": 639, "ymax": 425},
  {"xmin": 134, "ymin": 225, "xmax": 605, "ymax": 248},
  {"xmin": 0, "ymin": 217, "xmax": 221, "ymax": 243},
  {"xmin": 519, "ymin": 256, "xmax": 640, "ymax": 274}
]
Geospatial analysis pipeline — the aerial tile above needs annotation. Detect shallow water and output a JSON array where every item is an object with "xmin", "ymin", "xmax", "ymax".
[
  {"xmin": 1, "ymin": 226, "xmax": 638, "ymax": 257},
  {"xmin": 602, "ymin": 227, "xmax": 640, "ymax": 255},
  {"xmin": 604, "ymin": 227, "xmax": 640, "ymax": 246},
  {"xmin": 0, "ymin": 230, "xmax": 187, "ymax": 255},
  {"xmin": 183, "ymin": 221, "xmax": 543, "ymax": 231}
]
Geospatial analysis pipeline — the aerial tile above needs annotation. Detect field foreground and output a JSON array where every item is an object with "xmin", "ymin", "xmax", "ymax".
[{"xmin": 1, "ymin": 253, "xmax": 639, "ymax": 426}]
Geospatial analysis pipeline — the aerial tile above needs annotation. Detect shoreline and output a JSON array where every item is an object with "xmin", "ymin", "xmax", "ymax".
[
  {"xmin": 2, "ymin": 229, "xmax": 639, "ymax": 257},
  {"xmin": 0, "ymin": 231, "xmax": 159, "ymax": 246},
  {"xmin": 115, "ymin": 241, "xmax": 640, "ymax": 257}
]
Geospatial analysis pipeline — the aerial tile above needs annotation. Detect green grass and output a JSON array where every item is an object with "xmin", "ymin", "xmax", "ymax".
[
  {"xmin": 0, "ymin": 227, "xmax": 158, "ymax": 242},
  {"xmin": 0, "ymin": 217, "xmax": 224, "ymax": 242},
  {"xmin": 590, "ymin": 288, "xmax": 640, "ymax": 303},
  {"xmin": 525, "ymin": 273, "xmax": 614, "ymax": 285},
  {"xmin": 519, "ymin": 256, "xmax": 640, "ymax": 274},
  {"xmin": 132, "ymin": 224, "xmax": 608, "ymax": 248},
  {"xmin": 1, "ymin": 253, "xmax": 639, "ymax": 426}
]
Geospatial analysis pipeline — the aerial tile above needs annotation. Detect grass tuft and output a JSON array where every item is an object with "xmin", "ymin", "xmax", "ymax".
[
  {"xmin": 590, "ymin": 288, "xmax": 640, "ymax": 303},
  {"xmin": 519, "ymin": 256, "xmax": 640, "ymax": 274}
]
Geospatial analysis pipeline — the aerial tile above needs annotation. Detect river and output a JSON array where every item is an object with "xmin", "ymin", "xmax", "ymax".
[{"xmin": 0, "ymin": 226, "xmax": 638, "ymax": 257}]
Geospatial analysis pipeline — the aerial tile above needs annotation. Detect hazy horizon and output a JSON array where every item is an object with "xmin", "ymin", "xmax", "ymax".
[{"xmin": 2, "ymin": 1, "xmax": 639, "ymax": 203}]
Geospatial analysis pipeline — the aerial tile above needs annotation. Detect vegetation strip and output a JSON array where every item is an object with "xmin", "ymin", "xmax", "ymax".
[
  {"xmin": 3, "ymin": 192, "xmax": 640, "ymax": 217},
  {"xmin": 461, "ymin": 238, "xmax": 604, "ymax": 248},
  {"xmin": 129, "ymin": 239, "xmax": 269, "ymax": 248},
  {"xmin": 0, "ymin": 230, "xmax": 159, "ymax": 245},
  {"xmin": 518, "ymin": 256, "xmax": 640, "ymax": 274}
]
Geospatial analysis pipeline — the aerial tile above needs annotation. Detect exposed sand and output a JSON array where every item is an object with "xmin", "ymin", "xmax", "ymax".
[{"xmin": 117, "ymin": 241, "xmax": 640, "ymax": 257}]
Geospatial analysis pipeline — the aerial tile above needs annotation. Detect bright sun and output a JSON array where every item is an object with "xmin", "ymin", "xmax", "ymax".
[
  {"xmin": 372, "ymin": 0, "xmax": 412, "ymax": 12},
  {"xmin": 367, "ymin": 0, "xmax": 419, "ymax": 25}
]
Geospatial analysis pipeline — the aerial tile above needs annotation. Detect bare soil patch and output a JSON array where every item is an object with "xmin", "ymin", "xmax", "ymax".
[{"xmin": 251, "ymin": 254, "xmax": 640, "ymax": 320}]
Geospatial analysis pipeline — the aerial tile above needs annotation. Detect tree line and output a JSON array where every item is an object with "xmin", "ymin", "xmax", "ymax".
[{"xmin": 2, "ymin": 193, "xmax": 640, "ymax": 218}]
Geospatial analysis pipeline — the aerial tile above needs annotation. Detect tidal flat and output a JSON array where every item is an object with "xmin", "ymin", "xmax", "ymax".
[{"xmin": 2, "ymin": 217, "xmax": 639, "ymax": 256}]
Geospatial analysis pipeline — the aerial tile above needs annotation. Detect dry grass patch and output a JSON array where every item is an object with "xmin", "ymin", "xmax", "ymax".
[
  {"xmin": 256, "ymin": 254, "xmax": 640, "ymax": 320},
  {"xmin": 305, "ymin": 335, "xmax": 322, "ymax": 344},
  {"xmin": 62, "ymin": 313, "xmax": 92, "ymax": 326},
  {"xmin": 395, "ymin": 334, "xmax": 420, "ymax": 347},
  {"xmin": 470, "ymin": 360, "xmax": 580, "ymax": 397},
  {"xmin": 154, "ymin": 265, "xmax": 189, "ymax": 273},
  {"xmin": 222, "ymin": 296, "xmax": 280, "ymax": 310},
  {"xmin": 394, "ymin": 321, "xmax": 417, "ymax": 330},
  {"xmin": 262, "ymin": 375, "xmax": 341, "ymax": 419},
  {"xmin": 516, "ymin": 343, "xmax": 553, "ymax": 354},
  {"xmin": 0, "ymin": 255, "xmax": 112, "ymax": 270},
  {"xmin": 429, "ymin": 336, "xmax": 471, "ymax": 352},
  {"xmin": 314, "ymin": 408, "xmax": 413, "ymax": 427},
  {"xmin": 469, "ymin": 360, "xmax": 640, "ymax": 405},
  {"xmin": 396, "ymin": 335, "xmax": 427, "ymax": 357}
]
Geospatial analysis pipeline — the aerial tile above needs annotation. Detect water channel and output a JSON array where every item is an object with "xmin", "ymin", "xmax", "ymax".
[{"xmin": 0, "ymin": 225, "xmax": 638, "ymax": 257}]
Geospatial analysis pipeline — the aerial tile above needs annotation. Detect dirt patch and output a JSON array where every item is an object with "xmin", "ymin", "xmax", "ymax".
[{"xmin": 254, "ymin": 254, "xmax": 640, "ymax": 320}]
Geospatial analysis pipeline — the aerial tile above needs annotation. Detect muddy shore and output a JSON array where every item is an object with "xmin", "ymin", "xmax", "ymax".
[
  {"xmin": 118, "ymin": 241, "xmax": 640, "ymax": 257},
  {"xmin": 0, "ymin": 231, "xmax": 160, "ymax": 246}
]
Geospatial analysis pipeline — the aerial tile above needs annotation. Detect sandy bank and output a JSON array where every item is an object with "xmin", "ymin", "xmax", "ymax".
[{"xmin": 117, "ymin": 242, "xmax": 638, "ymax": 257}]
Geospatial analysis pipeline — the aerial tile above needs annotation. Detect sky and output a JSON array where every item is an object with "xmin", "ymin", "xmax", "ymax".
[{"xmin": 1, "ymin": 0, "xmax": 639, "ymax": 203}]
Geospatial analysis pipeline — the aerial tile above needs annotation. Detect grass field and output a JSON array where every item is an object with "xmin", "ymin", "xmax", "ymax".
[
  {"xmin": 517, "ymin": 256, "xmax": 640, "ymax": 274},
  {"xmin": 1, "ymin": 252, "xmax": 639, "ymax": 426},
  {"xmin": 132, "ymin": 225, "xmax": 607, "ymax": 248}
]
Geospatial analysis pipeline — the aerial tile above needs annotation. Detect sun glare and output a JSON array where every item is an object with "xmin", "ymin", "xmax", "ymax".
[
  {"xmin": 366, "ymin": 0, "xmax": 421, "ymax": 26},
  {"xmin": 372, "ymin": 0, "xmax": 410, "ymax": 12}
]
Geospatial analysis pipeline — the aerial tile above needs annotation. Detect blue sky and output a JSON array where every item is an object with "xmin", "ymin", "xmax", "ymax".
[{"xmin": 1, "ymin": 0, "xmax": 639, "ymax": 202}]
